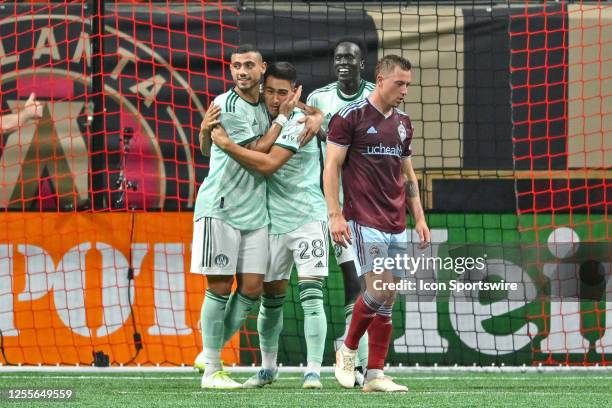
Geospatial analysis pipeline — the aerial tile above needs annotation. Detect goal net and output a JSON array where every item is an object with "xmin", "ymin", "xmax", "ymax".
[{"xmin": 0, "ymin": 0, "xmax": 610, "ymax": 367}]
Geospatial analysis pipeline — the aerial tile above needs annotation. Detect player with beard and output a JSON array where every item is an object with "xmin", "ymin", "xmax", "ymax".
[
  {"xmin": 211, "ymin": 62, "xmax": 328, "ymax": 389},
  {"xmin": 192, "ymin": 46, "xmax": 320, "ymax": 389},
  {"xmin": 191, "ymin": 45, "xmax": 299, "ymax": 389}
]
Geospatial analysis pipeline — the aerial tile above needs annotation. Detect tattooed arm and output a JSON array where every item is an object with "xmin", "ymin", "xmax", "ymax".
[{"xmin": 402, "ymin": 157, "xmax": 430, "ymax": 248}]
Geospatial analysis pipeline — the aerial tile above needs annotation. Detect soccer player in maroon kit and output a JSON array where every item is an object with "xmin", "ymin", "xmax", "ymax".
[{"xmin": 324, "ymin": 55, "xmax": 431, "ymax": 392}]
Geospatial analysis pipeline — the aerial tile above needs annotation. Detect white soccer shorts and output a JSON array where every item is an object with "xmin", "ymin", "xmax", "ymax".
[
  {"xmin": 331, "ymin": 235, "xmax": 355, "ymax": 265},
  {"xmin": 348, "ymin": 220, "xmax": 408, "ymax": 278},
  {"xmin": 190, "ymin": 217, "xmax": 268, "ymax": 275},
  {"xmin": 265, "ymin": 220, "xmax": 329, "ymax": 282}
]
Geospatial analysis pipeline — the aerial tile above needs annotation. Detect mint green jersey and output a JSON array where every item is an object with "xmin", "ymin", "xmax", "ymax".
[
  {"xmin": 306, "ymin": 79, "xmax": 374, "ymax": 205},
  {"xmin": 306, "ymin": 79, "xmax": 375, "ymax": 136},
  {"xmin": 194, "ymin": 89, "xmax": 271, "ymax": 230},
  {"xmin": 266, "ymin": 109, "xmax": 327, "ymax": 235}
]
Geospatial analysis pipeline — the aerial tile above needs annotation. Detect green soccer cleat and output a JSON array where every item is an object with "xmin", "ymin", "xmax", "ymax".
[
  {"xmin": 302, "ymin": 372, "xmax": 322, "ymax": 389},
  {"xmin": 242, "ymin": 368, "xmax": 279, "ymax": 388}
]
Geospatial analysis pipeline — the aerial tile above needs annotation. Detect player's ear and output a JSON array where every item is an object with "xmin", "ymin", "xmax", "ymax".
[
  {"xmin": 360, "ymin": 60, "xmax": 365, "ymax": 70},
  {"xmin": 261, "ymin": 61, "xmax": 267, "ymax": 73}
]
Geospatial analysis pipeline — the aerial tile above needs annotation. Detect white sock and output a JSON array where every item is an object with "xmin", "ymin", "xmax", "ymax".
[
  {"xmin": 306, "ymin": 361, "xmax": 321, "ymax": 375},
  {"xmin": 366, "ymin": 369, "xmax": 383, "ymax": 381},
  {"xmin": 261, "ymin": 350, "xmax": 278, "ymax": 371},
  {"xmin": 203, "ymin": 348, "xmax": 222, "ymax": 377}
]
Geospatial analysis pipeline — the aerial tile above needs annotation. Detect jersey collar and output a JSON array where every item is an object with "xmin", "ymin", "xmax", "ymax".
[
  {"xmin": 231, "ymin": 88, "xmax": 261, "ymax": 107},
  {"xmin": 366, "ymin": 97, "xmax": 394, "ymax": 119},
  {"xmin": 336, "ymin": 79, "xmax": 366, "ymax": 102}
]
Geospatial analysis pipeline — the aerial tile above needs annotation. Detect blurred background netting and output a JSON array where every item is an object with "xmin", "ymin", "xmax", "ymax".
[{"xmin": 0, "ymin": 1, "xmax": 610, "ymax": 367}]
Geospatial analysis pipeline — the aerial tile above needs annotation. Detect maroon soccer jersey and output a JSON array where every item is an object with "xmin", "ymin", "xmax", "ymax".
[{"xmin": 328, "ymin": 98, "xmax": 413, "ymax": 233}]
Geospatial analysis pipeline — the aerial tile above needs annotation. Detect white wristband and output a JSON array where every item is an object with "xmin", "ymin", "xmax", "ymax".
[{"xmin": 273, "ymin": 114, "xmax": 288, "ymax": 128}]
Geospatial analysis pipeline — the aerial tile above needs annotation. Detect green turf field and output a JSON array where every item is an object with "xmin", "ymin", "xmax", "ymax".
[{"xmin": 0, "ymin": 370, "xmax": 611, "ymax": 407}]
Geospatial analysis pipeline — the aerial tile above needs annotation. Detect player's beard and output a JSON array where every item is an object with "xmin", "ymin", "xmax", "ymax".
[{"xmin": 235, "ymin": 76, "xmax": 259, "ymax": 92}]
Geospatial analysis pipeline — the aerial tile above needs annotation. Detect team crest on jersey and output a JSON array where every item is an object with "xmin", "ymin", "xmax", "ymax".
[
  {"xmin": 215, "ymin": 254, "xmax": 229, "ymax": 268},
  {"xmin": 334, "ymin": 244, "xmax": 343, "ymax": 258},
  {"xmin": 397, "ymin": 123, "xmax": 407, "ymax": 142}
]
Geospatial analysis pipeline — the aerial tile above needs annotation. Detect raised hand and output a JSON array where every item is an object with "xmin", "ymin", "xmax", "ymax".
[
  {"xmin": 22, "ymin": 93, "xmax": 43, "ymax": 122},
  {"xmin": 297, "ymin": 109, "xmax": 323, "ymax": 147},
  {"xmin": 200, "ymin": 103, "xmax": 221, "ymax": 134},
  {"xmin": 279, "ymin": 85, "xmax": 303, "ymax": 117},
  {"xmin": 199, "ymin": 103, "xmax": 221, "ymax": 156}
]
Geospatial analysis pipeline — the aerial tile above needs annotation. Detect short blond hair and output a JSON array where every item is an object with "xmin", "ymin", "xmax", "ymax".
[{"xmin": 375, "ymin": 55, "xmax": 412, "ymax": 77}]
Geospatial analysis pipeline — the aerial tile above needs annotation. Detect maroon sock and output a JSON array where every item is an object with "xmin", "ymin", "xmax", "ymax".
[
  {"xmin": 367, "ymin": 313, "xmax": 393, "ymax": 370},
  {"xmin": 344, "ymin": 294, "xmax": 379, "ymax": 350}
]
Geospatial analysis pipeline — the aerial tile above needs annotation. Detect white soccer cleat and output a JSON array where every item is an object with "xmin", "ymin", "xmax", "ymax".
[
  {"xmin": 201, "ymin": 370, "xmax": 242, "ymax": 389},
  {"xmin": 362, "ymin": 374, "xmax": 408, "ymax": 393},
  {"xmin": 334, "ymin": 344, "xmax": 357, "ymax": 389},
  {"xmin": 242, "ymin": 368, "xmax": 278, "ymax": 388},
  {"xmin": 302, "ymin": 372, "xmax": 322, "ymax": 389},
  {"xmin": 193, "ymin": 351, "xmax": 206, "ymax": 373}
]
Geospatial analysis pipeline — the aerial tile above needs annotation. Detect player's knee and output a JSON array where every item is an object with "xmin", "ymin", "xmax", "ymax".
[
  {"xmin": 206, "ymin": 277, "xmax": 233, "ymax": 296},
  {"xmin": 263, "ymin": 280, "xmax": 287, "ymax": 297},
  {"xmin": 383, "ymin": 289, "xmax": 397, "ymax": 305},
  {"xmin": 236, "ymin": 273, "xmax": 264, "ymax": 298},
  {"xmin": 339, "ymin": 261, "xmax": 361, "ymax": 303},
  {"xmin": 238, "ymin": 284, "xmax": 262, "ymax": 299},
  {"xmin": 343, "ymin": 280, "xmax": 361, "ymax": 305},
  {"xmin": 370, "ymin": 289, "xmax": 394, "ymax": 305}
]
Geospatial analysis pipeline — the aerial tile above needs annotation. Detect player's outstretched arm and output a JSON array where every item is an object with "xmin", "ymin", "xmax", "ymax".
[
  {"xmin": 324, "ymin": 143, "xmax": 352, "ymax": 248},
  {"xmin": 251, "ymin": 85, "xmax": 303, "ymax": 153},
  {"xmin": 0, "ymin": 93, "xmax": 43, "ymax": 132},
  {"xmin": 402, "ymin": 157, "xmax": 431, "ymax": 248},
  {"xmin": 198, "ymin": 103, "xmax": 221, "ymax": 157},
  {"xmin": 211, "ymin": 126, "xmax": 293, "ymax": 176}
]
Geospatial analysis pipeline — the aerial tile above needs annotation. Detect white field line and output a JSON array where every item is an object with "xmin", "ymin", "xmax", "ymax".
[
  {"xmin": 0, "ymin": 375, "xmax": 610, "ymax": 381},
  {"xmin": 1, "ymin": 366, "xmax": 612, "ymax": 374},
  {"xmin": 112, "ymin": 390, "xmax": 611, "ymax": 396}
]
